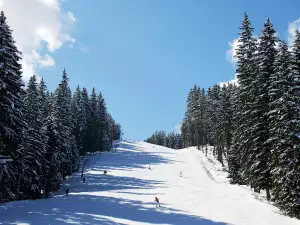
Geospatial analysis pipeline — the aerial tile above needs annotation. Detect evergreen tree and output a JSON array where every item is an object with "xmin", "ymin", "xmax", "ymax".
[
  {"xmin": 219, "ymin": 84, "xmax": 234, "ymax": 159},
  {"xmin": 86, "ymin": 87, "xmax": 99, "ymax": 152},
  {"xmin": 97, "ymin": 92, "xmax": 109, "ymax": 151},
  {"xmin": 0, "ymin": 11, "xmax": 121, "ymax": 200},
  {"xmin": 250, "ymin": 18, "xmax": 277, "ymax": 199},
  {"xmin": 16, "ymin": 75, "xmax": 46, "ymax": 199},
  {"xmin": 0, "ymin": 11, "xmax": 26, "ymax": 200},
  {"xmin": 81, "ymin": 87, "xmax": 90, "ymax": 153},
  {"xmin": 269, "ymin": 35, "xmax": 300, "ymax": 217},
  {"xmin": 72, "ymin": 86, "xmax": 85, "ymax": 155},
  {"xmin": 228, "ymin": 85, "xmax": 244, "ymax": 184},
  {"xmin": 51, "ymin": 69, "xmax": 79, "ymax": 178},
  {"xmin": 229, "ymin": 13, "xmax": 257, "ymax": 185},
  {"xmin": 175, "ymin": 134, "xmax": 182, "ymax": 149},
  {"xmin": 0, "ymin": 11, "xmax": 24, "ymax": 156}
]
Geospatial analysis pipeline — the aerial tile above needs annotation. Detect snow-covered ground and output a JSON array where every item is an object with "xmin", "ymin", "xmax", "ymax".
[{"xmin": 0, "ymin": 141, "xmax": 299, "ymax": 225}]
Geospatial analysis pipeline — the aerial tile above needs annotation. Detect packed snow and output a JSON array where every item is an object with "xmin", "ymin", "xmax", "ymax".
[{"xmin": 0, "ymin": 141, "xmax": 299, "ymax": 225}]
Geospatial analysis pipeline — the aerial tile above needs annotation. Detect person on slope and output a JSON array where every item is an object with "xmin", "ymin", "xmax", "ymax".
[
  {"xmin": 66, "ymin": 188, "xmax": 69, "ymax": 196},
  {"xmin": 154, "ymin": 197, "xmax": 161, "ymax": 208},
  {"xmin": 180, "ymin": 171, "xmax": 182, "ymax": 177},
  {"xmin": 104, "ymin": 170, "xmax": 107, "ymax": 175},
  {"xmin": 83, "ymin": 176, "xmax": 86, "ymax": 183}
]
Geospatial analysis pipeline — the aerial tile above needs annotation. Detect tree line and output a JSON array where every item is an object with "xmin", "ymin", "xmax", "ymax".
[
  {"xmin": 145, "ymin": 131, "xmax": 183, "ymax": 149},
  {"xmin": 146, "ymin": 13, "xmax": 300, "ymax": 218},
  {"xmin": 0, "ymin": 11, "xmax": 122, "ymax": 201},
  {"xmin": 180, "ymin": 13, "xmax": 300, "ymax": 218},
  {"xmin": 181, "ymin": 83, "xmax": 236, "ymax": 167}
]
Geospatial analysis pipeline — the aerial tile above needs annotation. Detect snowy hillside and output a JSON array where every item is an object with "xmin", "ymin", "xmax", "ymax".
[{"xmin": 0, "ymin": 141, "xmax": 299, "ymax": 225}]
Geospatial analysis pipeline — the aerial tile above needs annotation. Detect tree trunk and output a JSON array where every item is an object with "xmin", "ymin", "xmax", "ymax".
[
  {"xmin": 0, "ymin": 165, "xmax": 4, "ymax": 187},
  {"xmin": 266, "ymin": 188, "xmax": 271, "ymax": 201},
  {"xmin": 81, "ymin": 156, "xmax": 86, "ymax": 178}
]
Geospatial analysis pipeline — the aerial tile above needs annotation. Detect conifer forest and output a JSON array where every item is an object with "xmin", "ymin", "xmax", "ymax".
[
  {"xmin": 0, "ymin": 11, "xmax": 122, "ymax": 201},
  {"xmin": 146, "ymin": 13, "xmax": 300, "ymax": 218},
  {"xmin": 1, "ymin": 4, "xmax": 300, "ymax": 220}
]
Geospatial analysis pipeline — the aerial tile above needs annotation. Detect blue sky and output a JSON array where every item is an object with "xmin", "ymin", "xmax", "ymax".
[{"xmin": 19, "ymin": 0, "xmax": 300, "ymax": 140}]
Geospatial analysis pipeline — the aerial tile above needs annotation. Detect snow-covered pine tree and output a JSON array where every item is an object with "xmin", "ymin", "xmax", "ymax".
[
  {"xmin": 0, "ymin": 11, "xmax": 25, "ymax": 155},
  {"xmin": 164, "ymin": 135, "xmax": 170, "ymax": 147},
  {"xmin": 86, "ymin": 87, "xmax": 99, "ymax": 152},
  {"xmin": 72, "ymin": 86, "xmax": 85, "ymax": 155},
  {"xmin": 209, "ymin": 84, "xmax": 222, "ymax": 161},
  {"xmin": 16, "ymin": 75, "xmax": 46, "ymax": 199},
  {"xmin": 219, "ymin": 84, "xmax": 234, "ymax": 159},
  {"xmin": 52, "ymin": 69, "xmax": 79, "ymax": 179},
  {"xmin": 81, "ymin": 87, "xmax": 91, "ymax": 154},
  {"xmin": 111, "ymin": 123, "xmax": 122, "ymax": 141},
  {"xmin": 185, "ymin": 86, "xmax": 196, "ymax": 146},
  {"xmin": 38, "ymin": 78, "xmax": 49, "ymax": 119},
  {"xmin": 229, "ymin": 13, "xmax": 257, "ymax": 185},
  {"xmin": 106, "ymin": 113, "xmax": 117, "ymax": 150},
  {"xmin": 97, "ymin": 92, "xmax": 109, "ymax": 151},
  {"xmin": 0, "ymin": 11, "xmax": 26, "ymax": 200},
  {"xmin": 168, "ymin": 132, "xmax": 176, "ymax": 149},
  {"xmin": 175, "ymin": 133, "xmax": 182, "ymax": 149},
  {"xmin": 250, "ymin": 18, "xmax": 277, "ymax": 199},
  {"xmin": 228, "ymin": 85, "xmax": 244, "ymax": 184},
  {"xmin": 45, "ymin": 116, "xmax": 62, "ymax": 195},
  {"xmin": 37, "ymin": 77, "xmax": 50, "ymax": 195},
  {"xmin": 268, "ymin": 33, "xmax": 300, "ymax": 217},
  {"xmin": 200, "ymin": 88, "xmax": 207, "ymax": 149},
  {"xmin": 193, "ymin": 86, "xmax": 202, "ymax": 150}
]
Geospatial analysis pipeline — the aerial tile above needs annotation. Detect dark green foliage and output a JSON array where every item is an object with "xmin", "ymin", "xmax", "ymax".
[
  {"xmin": 0, "ymin": 11, "xmax": 24, "ymax": 156},
  {"xmin": 0, "ymin": 11, "xmax": 122, "ymax": 202},
  {"xmin": 249, "ymin": 18, "xmax": 277, "ymax": 199},
  {"xmin": 145, "ymin": 131, "xmax": 181, "ymax": 149},
  {"xmin": 230, "ymin": 13, "xmax": 258, "ymax": 186},
  {"xmin": 148, "ymin": 13, "xmax": 300, "ymax": 219},
  {"xmin": 269, "ymin": 38, "xmax": 300, "ymax": 217}
]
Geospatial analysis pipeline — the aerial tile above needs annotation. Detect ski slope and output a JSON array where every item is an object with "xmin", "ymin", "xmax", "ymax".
[{"xmin": 0, "ymin": 141, "xmax": 299, "ymax": 225}]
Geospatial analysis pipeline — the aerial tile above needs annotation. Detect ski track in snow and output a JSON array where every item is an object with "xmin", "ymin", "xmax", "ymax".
[{"xmin": 0, "ymin": 141, "xmax": 299, "ymax": 225}]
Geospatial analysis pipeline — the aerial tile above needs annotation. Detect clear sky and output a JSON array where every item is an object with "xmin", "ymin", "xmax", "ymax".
[{"xmin": 2, "ymin": 0, "xmax": 300, "ymax": 140}]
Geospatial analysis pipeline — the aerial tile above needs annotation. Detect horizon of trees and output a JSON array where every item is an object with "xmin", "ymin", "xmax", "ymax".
[
  {"xmin": 180, "ymin": 13, "xmax": 300, "ymax": 218},
  {"xmin": 148, "ymin": 13, "xmax": 300, "ymax": 219},
  {"xmin": 0, "ymin": 11, "xmax": 122, "ymax": 201},
  {"xmin": 145, "ymin": 130, "xmax": 183, "ymax": 149}
]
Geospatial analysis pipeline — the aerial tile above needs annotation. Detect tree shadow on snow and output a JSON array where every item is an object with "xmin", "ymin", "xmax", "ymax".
[
  {"xmin": 68, "ymin": 174, "xmax": 166, "ymax": 193},
  {"xmin": 85, "ymin": 141, "xmax": 178, "ymax": 172},
  {"xmin": 0, "ymin": 141, "xmax": 230, "ymax": 225},
  {"xmin": 0, "ymin": 194, "xmax": 230, "ymax": 225}
]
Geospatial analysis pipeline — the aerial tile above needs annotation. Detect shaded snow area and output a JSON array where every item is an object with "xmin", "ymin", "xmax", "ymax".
[
  {"xmin": 192, "ymin": 146, "xmax": 230, "ymax": 184},
  {"xmin": 0, "ymin": 141, "xmax": 299, "ymax": 225},
  {"xmin": 193, "ymin": 146, "xmax": 273, "ymax": 204}
]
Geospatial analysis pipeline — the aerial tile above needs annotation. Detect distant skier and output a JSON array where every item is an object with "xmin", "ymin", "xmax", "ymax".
[
  {"xmin": 83, "ymin": 176, "xmax": 86, "ymax": 183},
  {"xmin": 149, "ymin": 165, "xmax": 151, "ymax": 170},
  {"xmin": 104, "ymin": 170, "xmax": 107, "ymax": 175},
  {"xmin": 180, "ymin": 171, "xmax": 182, "ymax": 177},
  {"xmin": 154, "ymin": 197, "xmax": 161, "ymax": 208},
  {"xmin": 66, "ymin": 188, "xmax": 69, "ymax": 196}
]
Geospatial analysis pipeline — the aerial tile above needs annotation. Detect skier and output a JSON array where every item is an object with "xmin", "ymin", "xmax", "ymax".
[
  {"xmin": 180, "ymin": 171, "xmax": 182, "ymax": 177},
  {"xmin": 149, "ymin": 165, "xmax": 151, "ymax": 170},
  {"xmin": 83, "ymin": 176, "xmax": 86, "ymax": 183},
  {"xmin": 104, "ymin": 170, "xmax": 107, "ymax": 175},
  {"xmin": 154, "ymin": 197, "xmax": 161, "ymax": 208},
  {"xmin": 66, "ymin": 188, "xmax": 69, "ymax": 196}
]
